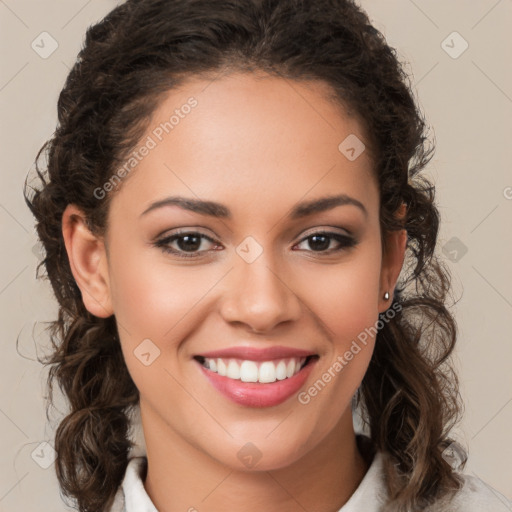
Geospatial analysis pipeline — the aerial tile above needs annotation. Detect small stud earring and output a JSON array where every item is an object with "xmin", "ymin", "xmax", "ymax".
[{"xmin": 384, "ymin": 291, "xmax": 390, "ymax": 300}]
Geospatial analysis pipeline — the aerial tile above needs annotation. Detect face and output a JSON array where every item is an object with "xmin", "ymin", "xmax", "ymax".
[{"xmin": 64, "ymin": 71, "xmax": 405, "ymax": 472}]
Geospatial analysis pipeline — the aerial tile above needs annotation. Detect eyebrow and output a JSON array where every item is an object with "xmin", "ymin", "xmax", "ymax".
[{"xmin": 140, "ymin": 193, "xmax": 368, "ymax": 219}]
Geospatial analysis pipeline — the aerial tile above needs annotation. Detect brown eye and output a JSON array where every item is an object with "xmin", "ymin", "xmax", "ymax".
[
  {"xmin": 294, "ymin": 232, "xmax": 357, "ymax": 254},
  {"xmin": 155, "ymin": 231, "xmax": 221, "ymax": 258}
]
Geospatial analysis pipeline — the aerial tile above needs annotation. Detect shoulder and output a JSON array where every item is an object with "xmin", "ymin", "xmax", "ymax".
[
  {"xmin": 108, "ymin": 456, "xmax": 157, "ymax": 512},
  {"xmin": 444, "ymin": 472, "xmax": 512, "ymax": 512},
  {"xmin": 351, "ymin": 438, "xmax": 511, "ymax": 512},
  {"xmin": 109, "ymin": 487, "xmax": 125, "ymax": 512}
]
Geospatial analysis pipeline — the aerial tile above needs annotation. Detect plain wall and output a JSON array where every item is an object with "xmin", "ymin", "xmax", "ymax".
[{"xmin": 0, "ymin": 0, "xmax": 511, "ymax": 509}]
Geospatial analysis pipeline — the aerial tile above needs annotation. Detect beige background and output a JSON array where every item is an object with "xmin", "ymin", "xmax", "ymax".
[{"xmin": 1, "ymin": 0, "xmax": 511, "ymax": 510}]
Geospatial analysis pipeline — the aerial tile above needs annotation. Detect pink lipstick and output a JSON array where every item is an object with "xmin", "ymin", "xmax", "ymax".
[{"xmin": 194, "ymin": 346, "xmax": 319, "ymax": 407}]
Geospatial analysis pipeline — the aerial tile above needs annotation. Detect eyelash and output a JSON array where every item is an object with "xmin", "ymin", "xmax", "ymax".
[{"xmin": 154, "ymin": 229, "xmax": 357, "ymax": 259}]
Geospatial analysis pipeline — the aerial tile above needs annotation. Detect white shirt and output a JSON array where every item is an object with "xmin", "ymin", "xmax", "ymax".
[{"xmin": 109, "ymin": 446, "xmax": 512, "ymax": 511}]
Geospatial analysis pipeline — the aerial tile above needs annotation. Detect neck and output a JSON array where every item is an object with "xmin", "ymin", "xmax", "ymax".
[{"xmin": 141, "ymin": 402, "xmax": 370, "ymax": 512}]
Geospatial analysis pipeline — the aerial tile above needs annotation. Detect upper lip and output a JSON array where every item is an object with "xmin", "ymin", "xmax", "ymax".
[{"xmin": 196, "ymin": 345, "xmax": 317, "ymax": 361}]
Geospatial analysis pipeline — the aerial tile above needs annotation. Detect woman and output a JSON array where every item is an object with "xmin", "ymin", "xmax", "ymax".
[{"xmin": 24, "ymin": 0, "xmax": 512, "ymax": 510}]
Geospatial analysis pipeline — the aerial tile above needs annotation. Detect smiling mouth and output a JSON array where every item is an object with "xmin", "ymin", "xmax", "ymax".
[{"xmin": 194, "ymin": 355, "xmax": 319, "ymax": 384}]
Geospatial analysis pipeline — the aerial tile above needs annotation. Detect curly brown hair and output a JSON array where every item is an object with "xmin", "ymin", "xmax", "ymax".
[{"xmin": 24, "ymin": 0, "xmax": 467, "ymax": 510}]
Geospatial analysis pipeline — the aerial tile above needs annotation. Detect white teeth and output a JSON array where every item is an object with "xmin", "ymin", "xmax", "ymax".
[
  {"xmin": 259, "ymin": 361, "xmax": 276, "ymax": 383},
  {"xmin": 240, "ymin": 360, "xmax": 259, "ymax": 382},
  {"xmin": 201, "ymin": 357, "xmax": 308, "ymax": 383},
  {"xmin": 286, "ymin": 359, "xmax": 295, "ymax": 378},
  {"xmin": 275, "ymin": 360, "xmax": 287, "ymax": 380},
  {"xmin": 226, "ymin": 360, "xmax": 240, "ymax": 379},
  {"xmin": 217, "ymin": 358, "xmax": 227, "ymax": 376}
]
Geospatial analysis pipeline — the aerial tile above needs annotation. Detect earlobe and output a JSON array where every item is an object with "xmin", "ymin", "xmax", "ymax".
[{"xmin": 61, "ymin": 204, "xmax": 113, "ymax": 318}]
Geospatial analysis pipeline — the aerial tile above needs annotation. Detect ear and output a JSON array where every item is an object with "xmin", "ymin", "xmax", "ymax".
[
  {"xmin": 61, "ymin": 204, "xmax": 113, "ymax": 318},
  {"xmin": 378, "ymin": 204, "xmax": 407, "ymax": 313}
]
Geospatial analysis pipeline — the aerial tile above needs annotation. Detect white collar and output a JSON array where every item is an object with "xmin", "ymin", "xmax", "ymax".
[{"xmin": 111, "ymin": 447, "xmax": 387, "ymax": 511}]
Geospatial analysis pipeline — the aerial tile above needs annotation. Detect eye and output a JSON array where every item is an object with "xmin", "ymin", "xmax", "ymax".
[
  {"xmin": 154, "ymin": 231, "xmax": 221, "ymax": 258},
  {"xmin": 154, "ymin": 229, "xmax": 357, "ymax": 259},
  {"xmin": 293, "ymin": 231, "xmax": 357, "ymax": 254}
]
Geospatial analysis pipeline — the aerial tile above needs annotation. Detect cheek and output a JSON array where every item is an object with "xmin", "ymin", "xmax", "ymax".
[
  {"xmin": 295, "ymin": 251, "xmax": 382, "ymax": 427},
  {"xmin": 108, "ymin": 255, "xmax": 210, "ymax": 407},
  {"xmin": 108, "ymin": 227, "xmax": 217, "ymax": 328},
  {"xmin": 303, "ymin": 245, "xmax": 382, "ymax": 344},
  {"xmin": 107, "ymin": 244, "xmax": 215, "ymax": 367},
  {"xmin": 298, "ymin": 240, "xmax": 382, "ymax": 402}
]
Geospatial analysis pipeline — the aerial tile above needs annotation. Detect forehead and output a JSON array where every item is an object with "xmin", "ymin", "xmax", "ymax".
[{"xmin": 108, "ymin": 71, "xmax": 378, "ymax": 223}]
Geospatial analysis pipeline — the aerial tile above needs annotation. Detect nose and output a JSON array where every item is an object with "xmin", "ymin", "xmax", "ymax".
[{"xmin": 219, "ymin": 254, "xmax": 302, "ymax": 334}]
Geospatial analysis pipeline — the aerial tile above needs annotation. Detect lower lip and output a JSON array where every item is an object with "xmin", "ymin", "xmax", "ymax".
[{"xmin": 196, "ymin": 358, "xmax": 317, "ymax": 408}]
